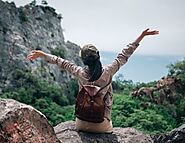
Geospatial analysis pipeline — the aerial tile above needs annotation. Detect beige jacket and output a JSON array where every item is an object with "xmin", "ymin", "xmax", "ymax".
[{"xmin": 44, "ymin": 42, "xmax": 139, "ymax": 133}]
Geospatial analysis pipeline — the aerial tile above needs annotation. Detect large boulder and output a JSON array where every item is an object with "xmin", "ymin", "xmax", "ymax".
[
  {"xmin": 54, "ymin": 121, "xmax": 153, "ymax": 143},
  {"xmin": 0, "ymin": 99, "xmax": 61, "ymax": 143},
  {"xmin": 153, "ymin": 124, "xmax": 185, "ymax": 143},
  {"xmin": 1, "ymin": 98, "xmax": 185, "ymax": 143}
]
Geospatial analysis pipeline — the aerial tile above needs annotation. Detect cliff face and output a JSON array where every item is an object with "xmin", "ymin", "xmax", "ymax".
[{"xmin": 0, "ymin": 0, "xmax": 83, "ymax": 93}]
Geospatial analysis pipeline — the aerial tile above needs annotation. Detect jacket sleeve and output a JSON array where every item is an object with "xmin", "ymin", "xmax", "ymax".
[
  {"xmin": 106, "ymin": 42, "xmax": 139, "ymax": 76},
  {"xmin": 43, "ymin": 54, "xmax": 83, "ymax": 78}
]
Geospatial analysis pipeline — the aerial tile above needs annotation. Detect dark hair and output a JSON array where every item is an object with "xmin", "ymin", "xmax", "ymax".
[{"xmin": 82, "ymin": 52, "xmax": 102, "ymax": 82}]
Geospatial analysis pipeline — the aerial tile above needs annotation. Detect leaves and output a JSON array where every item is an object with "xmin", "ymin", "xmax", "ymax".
[
  {"xmin": 112, "ymin": 94, "xmax": 176, "ymax": 134},
  {"xmin": 0, "ymin": 70, "xmax": 74, "ymax": 126}
]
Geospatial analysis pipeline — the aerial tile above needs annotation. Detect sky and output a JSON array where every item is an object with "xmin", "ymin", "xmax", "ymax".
[
  {"xmin": 4, "ymin": 0, "xmax": 185, "ymax": 56},
  {"xmin": 3, "ymin": 0, "xmax": 185, "ymax": 82}
]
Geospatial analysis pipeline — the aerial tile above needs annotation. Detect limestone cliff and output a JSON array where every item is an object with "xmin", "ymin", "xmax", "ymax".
[{"xmin": 0, "ymin": 0, "xmax": 83, "ymax": 94}]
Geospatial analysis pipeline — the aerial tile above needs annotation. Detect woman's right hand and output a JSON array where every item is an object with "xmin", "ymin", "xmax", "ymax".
[{"xmin": 27, "ymin": 50, "xmax": 46, "ymax": 61}]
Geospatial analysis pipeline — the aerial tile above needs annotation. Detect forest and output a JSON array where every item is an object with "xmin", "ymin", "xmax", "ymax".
[{"xmin": 1, "ymin": 58, "xmax": 185, "ymax": 135}]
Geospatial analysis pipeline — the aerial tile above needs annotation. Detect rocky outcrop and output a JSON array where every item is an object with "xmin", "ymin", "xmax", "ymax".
[
  {"xmin": 0, "ymin": 0, "xmax": 83, "ymax": 93},
  {"xmin": 54, "ymin": 121, "xmax": 153, "ymax": 143},
  {"xmin": 0, "ymin": 99, "xmax": 153, "ymax": 143},
  {"xmin": 153, "ymin": 124, "xmax": 185, "ymax": 143},
  {"xmin": 1, "ymin": 99, "xmax": 185, "ymax": 143},
  {"xmin": 131, "ymin": 76, "xmax": 183, "ymax": 105},
  {"xmin": 0, "ymin": 99, "xmax": 61, "ymax": 143}
]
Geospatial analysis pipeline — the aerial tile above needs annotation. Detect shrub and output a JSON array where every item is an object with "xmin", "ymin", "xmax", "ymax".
[
  {"xmin": 19, "ymin": 8, "xmax": 28, "ymax": 22},
  {"xmin": 50, "ymin": 46, "xmax": 66, "ymax": 59},
  {"xmin": 1, "ymin": 70, "xmax": 70, "ymax": 126},
  {"xmin": 112, "ymin": 94, "xmax": 176, "ymax": 134}
]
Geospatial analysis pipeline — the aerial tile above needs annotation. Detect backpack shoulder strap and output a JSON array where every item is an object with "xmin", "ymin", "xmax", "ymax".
[
  {"xmin": 102, "ymin": 78, "xmax": 112, "ymax": 89},
  {"xmin": 78, "ymin": 77, "xmax": 112, "ymax": 96},
  {"xmin": 97, "ymin": 77, "xmax": 112, "ymax": 94},
  {"xmin": 79, "ymin": 77, "xmax": 112, "ymax": 89}
]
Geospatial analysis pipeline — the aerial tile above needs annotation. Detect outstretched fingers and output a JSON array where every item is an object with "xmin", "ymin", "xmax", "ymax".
[
  {"xmin": 149, "ymin": 30, "xmax": 159, "ymax": 35},
  {"xmin": 143, "ymin": 28, "xmax": 159, "ymax": 36},
  {"xmin": 27, "ymin": 50, "xmax": 38, "ymax": 61},
  {"xmin": 27, "ymin": 53, "xmax": 34, "ymax": 60}
]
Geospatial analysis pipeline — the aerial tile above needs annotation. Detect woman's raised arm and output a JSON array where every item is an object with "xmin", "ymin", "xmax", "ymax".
[
  {"xmin": 27, "ymin": 49, "xmax": 84, "ymax": 78},
  {"xmin": 107, "ymin": 28, "xmax": 159, "ymax": 76}
]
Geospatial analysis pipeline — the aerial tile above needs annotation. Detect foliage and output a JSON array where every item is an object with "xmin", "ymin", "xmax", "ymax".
[
  {"xmin": 34, "ymin": 98, "xmax": 75, "ymax": 125},
  {"xmin": 1, "ymin": 58, "xmax": 185, "ymax": 134},
  {"xmin": 50, "ymin": 46, "xmax": 66, "ymax": 59},
  {"xmin": 167, "ymin": 58, "xmax": 185, "ymax": 87},
  {"xmin": 19, "ymin": 8, "xmax": 28, "ymax": 22},
  {"xmin": 65, "ymin": 78, "xmax": 79, "ymax": 104},
  {"xmin": 112, "ymin": 74, "xmax": 135, "ymax": 94},
  {"xmin": 29, "ymin": 0, "xmax": 37, "ymax": 7},
  {"xmin": 112, "ymin": 94, "xmax": 176, "ymax": 134},
  {"xmin": 1, "ymin": 69, "xmax": 72, "ymax": 125},
  {"xmin": 111, "ymin": 58, "xmax": 185, "ymax": 134},
  {"xmin": 166, "ymin": 59, "xmax": 185, "ymax": 124}
]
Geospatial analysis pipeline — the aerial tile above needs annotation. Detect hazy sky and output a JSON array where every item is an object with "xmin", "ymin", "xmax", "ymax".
[{"xmin": 5, "ymin": 0, "xmax": 185, "ymax": 56}]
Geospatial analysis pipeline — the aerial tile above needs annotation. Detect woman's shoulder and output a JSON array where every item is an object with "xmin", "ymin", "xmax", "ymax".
[
  {"xmin": 95, "ymin": 67, "xmax": 112, "ymax": 84},
  {"xmin": 78, "ymin": 67, "xmax": 112, "ymax": 86},
  {"xmin": 102, "ymin": 65, "xmax": 113, "ymax": 75},
  {"xmin": 78, "ymin": 67, "xmax": 90, "ymax": 82}
]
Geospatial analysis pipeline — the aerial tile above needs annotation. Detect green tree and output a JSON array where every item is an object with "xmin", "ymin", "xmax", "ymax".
[
  {"xmin": 112, "ymin": 94, "xmax": 176, "ymax": 134},
  {"xmin": 167, "ymin": 58, "xmax": 185, "ymax": 88},
  {"xmin": 1, "ymin": 69, "xmax": 71, "ymax": 126},
  {"xmin": 19, "ymin": 8, "xmax": 28, "ymax": 22}
]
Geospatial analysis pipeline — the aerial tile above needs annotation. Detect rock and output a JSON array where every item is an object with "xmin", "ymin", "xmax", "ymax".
[
  {"xmin": 1, "ymin": 98, "xmax": 185, "ymax": 143},
  {"xmin": 153, "ymin": 124, "xmax": 185, "ymax": 143},
  {"xmin": 0, "ymin": 99, "xmax": 61, "ymax": 143},
  {"xmin": 0, "ymin": 0, "xmax": 82, "ymax": 92},
  {"xmin": 65, "ymin": 41, "xmax": 83, "ymax": 66},
  {"xmin": 54, "ymin": 121, "xmax": 153, "ymax": 143}
]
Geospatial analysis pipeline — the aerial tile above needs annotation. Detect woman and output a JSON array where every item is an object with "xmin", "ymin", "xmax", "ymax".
[{"xmin": 27, "ymin": 28, "xmax": 159, "ymax": 133}]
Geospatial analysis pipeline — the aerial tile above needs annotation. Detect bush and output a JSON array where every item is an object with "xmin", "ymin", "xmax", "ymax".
[
  {"xmin": 50, "ymin": 46, "xmax": 66, "ymax": 58},
  {"xmin": 112, "ymin": 94, "xmax": 176, "ymax": 134},
  {"xmin": 168, "ymin": 59, "xmax": 185, "ymax": 83},
  {"xmin": 19, "ymin": 8, "xmax": 28, "ymax": 22},
  {"xmin": 1, "ymin": 69, "xmax": 70, "ymax": 126},
  {"xmin": 126, "ymin": 109, "xmax": 175, "ymax": 134},
  {"xmin": 65, "ymin": 79, "xmax": 79, "ymax": 104},
  {"xmin": 34, "ymin": 98, "xmax": 75, "ymax": 125},
  {"xmin": 112, "ymin": 74, "xmax": 135, "ymax": 94}
]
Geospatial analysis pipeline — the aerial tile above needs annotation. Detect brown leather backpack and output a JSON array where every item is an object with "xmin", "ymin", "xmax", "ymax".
[{"xmin": 75, "ymin": 80, "xmax": 111, "ymax": 123}]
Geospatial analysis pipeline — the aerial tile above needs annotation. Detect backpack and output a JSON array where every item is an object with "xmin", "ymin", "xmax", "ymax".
[{"xmin": 75, "ymin": 80, "xmax": 111, "ymax": 123}]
